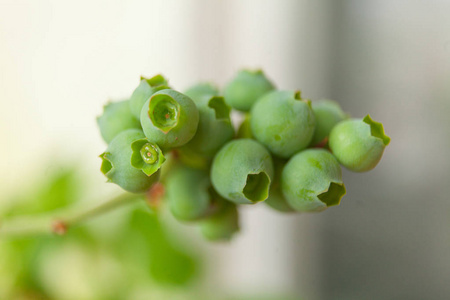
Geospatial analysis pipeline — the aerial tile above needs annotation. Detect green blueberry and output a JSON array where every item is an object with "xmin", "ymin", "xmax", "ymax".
[
  {"xmin": 96, "ymin": 100, "xmax": 141, "ymax": 144},
  {"xmin": 167, "ymin": 83, "xmax": 230, "ymax": 169},
  {"xmin": 140, "ymin": 89, "xmax": 199, "ymax": 149},
  {"xmin": 281, "ymin": 149, "xmax": 346, "ymax": 212},
  {"xmin": 165, "ymin": 165, "xmax": 211, "ymax": 221},
  {"xmin": 200, "ymin": 201, "xmax": 239, "ymax": 241},
  {"xmin": 130, "ymin": 138, "xmax": 166, "ymax": 176},
  {"xmin": 211, "ymin": 139, "xmax": 274, "ymax": 204},
  {"xmin": 180, "ymin": 96, "xmax": 234, "ymax": 159},
  {"xmin": 329, "ymin": 115, "xmax": 390, "ymax": 172},
  {"xmin": 265, "ymin": 158, "xmax": 295, "ymax": 213},
  {"xmin": 183, "ymin": 83, "xmax": 234, "ymax": 158},
  {"xmin": 224, "ymin": 69, "xmax": 275, "ymax": 111},
  {"xmin": 129, "ymin": 74, "xmax": 170, "ymax": 119},
  {"xmin": 100, "ymin": 129, "xmax": 160, "ymax": 193},
  {"xmin": 250, "ymin": 90, "xmax": 315, "ymax": 158},
  {"xmin": 266, "ymin": 187, "xmax": 294, "ymax": 213},
  {"xmin": 310, "ymin": 99, "xmax": 348, "ymax": 146},
  {"xmin": 184, "ymin": 82, "xmax": 219, "ymax": 101},
  {"xmin": 158, "ymin": 151, "xmax": 178, "ymax": 184}
]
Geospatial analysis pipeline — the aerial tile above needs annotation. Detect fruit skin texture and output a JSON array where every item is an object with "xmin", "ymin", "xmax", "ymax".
[
  {"xmin": 200, "ymin": 201, "xmax": 239, "ymax": 241},
  {"xmin": 100, "ymin": 129, "xmax": 160, "ymax": 193},
  {"xmin": 329, "ymin": 115, "xmax": 390, "ymax": 172},
  {"xmin": 250, "ymin": 90, "xmax": 315, "ymax": 158},
  {"xmin": 281, "ymin": 149, "xmax": 346, "ymax": 212},
  {"xmin": 310, "ymin": 99, "xmax": 347, "ymax": 146},
  {"xmin": 97, "ymin": 100, "xmax": 141, "ymax": 144},
  {"xmin": 129, "ymin": 75, "xmax": 169, "ymax": 119},
  {"xmin": 211, "ymin": 139, "xmax": 274, "ymax": 204},
  {"xmin": 223, "ymin": 69, "xmax": 275, "ymax": 112},
  {"xmin": 140, "ymin": 89, "xmax": 199, "ymax": 149},
  {"xmin": 165, "ymin": 165, "xmax": 211, "ymax": 221}
]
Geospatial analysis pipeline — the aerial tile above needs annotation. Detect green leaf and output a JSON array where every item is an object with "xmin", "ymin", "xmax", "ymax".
[
  {"xmin": 5, "ymin": 166, "xmax": 82, "ymax": 216},
  {"xmin": 121, "ymin": 208, "xmax": 199, "ymax": 286}
]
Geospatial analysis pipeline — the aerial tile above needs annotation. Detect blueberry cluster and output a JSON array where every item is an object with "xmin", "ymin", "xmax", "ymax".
[{"xmin": 97, "ymin": 70, "xmax": 390, "ymax": 241}]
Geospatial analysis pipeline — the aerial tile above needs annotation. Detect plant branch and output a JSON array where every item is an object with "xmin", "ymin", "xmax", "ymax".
[{"xmin": 0, "ymin": 193, "xmax": 141, "ymax": 238}]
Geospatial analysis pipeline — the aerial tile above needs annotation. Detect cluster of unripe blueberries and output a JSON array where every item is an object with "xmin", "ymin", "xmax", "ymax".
[{"xmin": 97, "ymin": 70, "xmax": 390, "ymax": 241}]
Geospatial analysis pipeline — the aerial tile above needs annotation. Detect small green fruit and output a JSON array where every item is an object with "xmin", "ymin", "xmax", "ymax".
[
  {"xmin": 224, "ymin": 69, "xmax": 275, "ymax": 112},
  {"xmin": 97, "ymin": 100, "xmax": 141, "ymax": 144},
  {"xmin": 140, "ymin": 89, "xmax": 199, "ymax": 149},
  {"xmin": 100, "ymin": 129, "xmax": 159, "ymax": 193},
  {"xmin": 281, "ymin": 149, "xmax": 346, "ymax": 212},
  {"xmin": 265, "ymin": 158, "xmax": 294, "ymax": 213},
  {"xmin": 200, "ymin": 201, "xmax": 239, "ymax": 241},
  {"xmin": 175, "ymin": 83, "xmax": 233, "ymax": 167},
  {"xmin": 310, "ymin": 99, "xmax": 348, "ymax": 146},
  {"xmin": 184, "ymin": 82, "xmax": 219, "ymax": 101},
  {"xmin": 250, "ymin": 90, "xmax": 315, "ymax": 158},
  {"xmin": 129, "ymin": 74, "xmax": 170, "ymax": 119},
  {"xmin": 329, "ymin": 115, "xmax": 390, "ymax": 172},
  {"xmin": 180, "ymin": 95, "xmax": 234, "ymax": 159},
  {"xmin": 211, "ymin": 139, "xmax": 273, "ymax": 204},
  {"xmin": 266, "ymin": 187, "xmax": 294, "ymax": 213},
  {"xmin": 165, "ymin": 165, "xmax": 212, "ymax": 221}
]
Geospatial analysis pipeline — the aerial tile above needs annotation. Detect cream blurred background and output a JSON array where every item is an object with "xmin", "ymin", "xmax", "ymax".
[{"xmin": 1, "ymin": 0, "xmax": 450, "ymax": 299}]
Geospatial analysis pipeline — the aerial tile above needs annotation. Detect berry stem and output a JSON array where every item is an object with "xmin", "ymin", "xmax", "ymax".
[{"xmin": 0, "ymin": 193, "xmax": 141, "ymax": 238}]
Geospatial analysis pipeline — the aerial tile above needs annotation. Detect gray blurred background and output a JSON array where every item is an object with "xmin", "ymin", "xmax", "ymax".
[{"xmin": 1, "ymin": 0, "xmax": 449, "ymax": 299}]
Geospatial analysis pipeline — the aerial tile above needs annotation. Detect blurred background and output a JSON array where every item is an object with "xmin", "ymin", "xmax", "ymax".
[{"xmin": 1, "ymin": 0, "xmax": 450, "ymax": 299}]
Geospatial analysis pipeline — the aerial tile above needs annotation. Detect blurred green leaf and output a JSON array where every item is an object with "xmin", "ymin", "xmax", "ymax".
[
  {"xmin": 0, "ymin": 165, "xmax": 201, "ymax": 298},
  {"xmin": 123, "ymin": 207, "xmax": 199, "ymax": 286},
  {"xmin": 5, "ymin": 166, "xmax": 81, "ymax": 216}
]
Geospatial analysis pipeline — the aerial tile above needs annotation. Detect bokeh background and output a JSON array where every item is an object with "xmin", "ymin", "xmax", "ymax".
[{"xmin": 1, "ymin": 0, "xmax": 450, "ymax": 299}]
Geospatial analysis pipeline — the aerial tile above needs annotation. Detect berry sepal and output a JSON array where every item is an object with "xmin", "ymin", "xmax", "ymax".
[
  {"xmin": 100, "ymin": 152, "xmax": 114, "ymax": 182},
  {"xmin": 363, "ymin": 114, "xmax": 391, "ymax": 146},
  {"xmin": 131, "ymin": 138, "xmax": 166, "ymax": 176}
]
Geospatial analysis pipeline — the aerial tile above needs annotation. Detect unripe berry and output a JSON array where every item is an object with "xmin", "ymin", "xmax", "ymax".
[
  {"xmin": 224, "ymin": 69, "xmax": 275, "ymax": 112},
  {"xmin": 266, "ymin": 186, "xmax": 295, "ymax": 213},
  {"xmin": 200, "ymin": 201, "xmax": 239, "ymax": 241},
  {"xmin": 183, "ymin": 83, "xmax": 234, "ymax": 158},
  {"xmin": 265, "ymin": 158, "xmax": 295, "ymax": 213},
  {"xmin": 129, "ymin": 75, "xmax": 170, "ymax": 119},
  {"xmin": 165, "ymin": 165, "xmax": 212, "ymax": 221},
  {"xmin": 140, "ymin": 89, "xmax": 199, "ymax": 149},
  {"xmin": 211, "ymin": 139, "xmax": 273, "ymax": 204},
  {"xmin": 250, "ymin": 90, "xmax": 315, "ymax": 158},
  {"xmin": 184, "ymin": 82, "xmax": 219, "ymax": 101},
  {"xmin": 310, "ymin": 99, "xmax": 348, "ymax": 146},
  {"xmin": 281, "ymin": 149, "xmax": 346, "ymax": 212},
  {"xmin": 180, "ymin": 93, "xmax": 234, "ymax": 159},
  {"xmin": 100, "ymin": 129, "xmax": 159, "ymax": 193},
  {"xmin": 329, "ymin": 115, "xmax": 390, "ymax": 172},
  {"xmin": 97, "ymin": 100, "xmax": 141, "ymax": 144}
]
